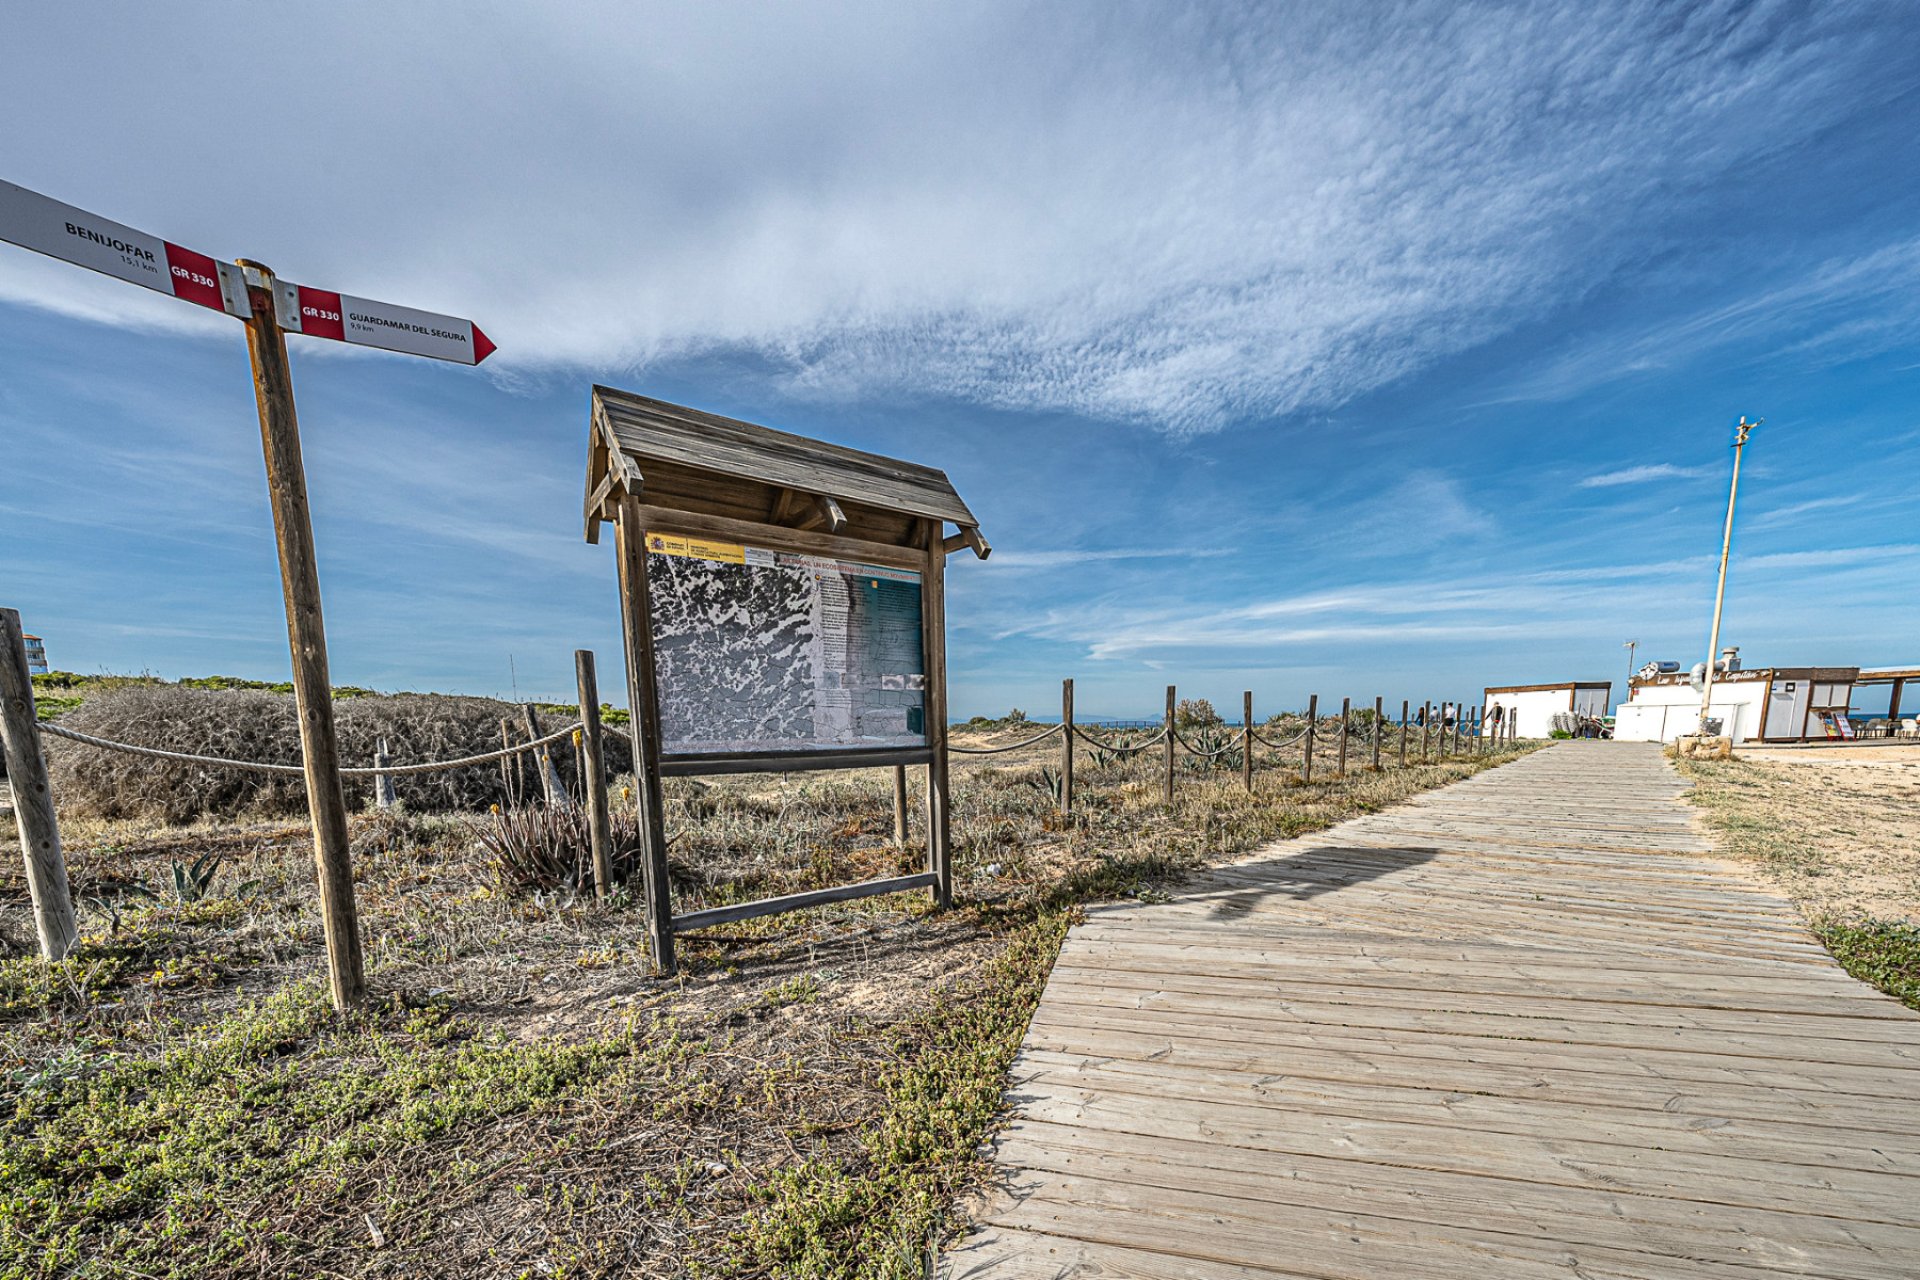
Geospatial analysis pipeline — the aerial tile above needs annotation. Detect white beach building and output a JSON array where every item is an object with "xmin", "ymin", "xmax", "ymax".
[
  {"xmin": 1482, "ymin": 682, "xmax": 1612, "ymax": 739},
  {"xmin": 1612, "ymin": 666, "xmax": 1858, "ymax": 744}
]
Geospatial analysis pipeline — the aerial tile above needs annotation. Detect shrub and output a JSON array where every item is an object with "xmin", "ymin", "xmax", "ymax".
[
  {"xmin": 44, "ymin": 686, "xmax": 631, "ymax": 823},
  {"xmin": 476, "ymin": 803, "xmax": 648, "ymax": 894},
  {"xmin": 1175, "ymin": 698, "xmax": 1222, "ymax": 729}
]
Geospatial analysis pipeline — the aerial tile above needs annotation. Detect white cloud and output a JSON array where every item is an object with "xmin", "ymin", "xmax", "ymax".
[
  {"xmin": 1578, "ymin": 463, "xmax": 1717, "ymax": 488},
  {"xmin": 987, "ymin": 547, "xmax": 1234, "ymax": 570},
  {"xmin": 0, "ymin": 1, "xmax": 1896, "ymax": 435}
]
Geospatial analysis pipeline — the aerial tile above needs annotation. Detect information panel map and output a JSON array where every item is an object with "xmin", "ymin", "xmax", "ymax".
[{"xmin": 646, "ymin": 534, "xmax": 926, "ymax": 755}]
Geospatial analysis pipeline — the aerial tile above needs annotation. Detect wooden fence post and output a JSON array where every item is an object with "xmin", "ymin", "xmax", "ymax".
[
  {"xmin": 523, "ymin": 703, "xmax": 571, "ymax": 809},
  {"xmin": 1421, "ymin": 701, "xmax": 1432, "ymax": 762},
  {"xmin": 372, "ymin": 739, "xmax": 396, "ymax": 809},
  {"xmin": 1302, "ymin": 694, "xmax": 1318, "ymax": 782},
  {"xmin": 1061, "ymin": 678, "xmax": 1075, "ymax": 818},
  {"xmin": 1399, "ymin": 699, "xmax": 1409, "ymax": 766},
  {"xmin": 0, "ymin": 608, "xmax": 76, "ymax": 961},
  {"xmin": 892, "ymin": 765, "xmax": 909, "ymax": 846},
  {"xmin": 575, "ymin": 650, "xmax": 614, "ymax": 900},
  {"xmin": 1371, "ymin": 696, "xmax": 1383, "ymax": 771},
  {"xmin": 1336, "ymin": 697, "xmax": 1350, "ymax": 778},
  {"xmin": 1163, "ymin": 684, "xmax": 1177, "ymax": 804},
  {"xmin": 1242, "ymin": 690, "xmax": 1254, "ymax": 792},
  {"xmin": 498, "ymin": 718, "xmax": 518, "ymax": 807}
]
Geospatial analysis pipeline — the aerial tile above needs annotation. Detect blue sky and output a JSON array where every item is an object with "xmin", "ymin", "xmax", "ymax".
[{"xmin": 3, "ymin": 1, "xmax": 1918, "ymax": 719}]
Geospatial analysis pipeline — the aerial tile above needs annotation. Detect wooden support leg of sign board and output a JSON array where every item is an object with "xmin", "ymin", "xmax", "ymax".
[
  {"xmin": 922, "ymin": 523, "xmax": 952, "ymax": 909},
  {"xmin": 1372, "ymin": 696, "xmax": 1384, "ymax": 772},
  {"xmin": 891, "ymin": 766, "xmax": 909, "ymax": 847},
  {"xmin": 239, "ymin": 262, "xmax": 365, "ymax": 1012},
  {"xmin": 1302, "ymin": 694, "xmax": 1318, "ymax": 783},
  {"xmin": 1061, "ymin": 679, "xmax": 1076, "ymax": 818},
  {"xmin": 0, "ymin": 607, "xmax": 76, "ymax": 961},
  {"xmin": 1336, "ymin": 697, "xmax": 1350, "ymax": 778},
  {"xmin": 615, "ymin": 496, "xmax": 677, "ymax": 972},
  {"xmin": 1162, "ymin": 685, "xmax": 1177, "ymax": 804},
  {"xmin": 576, "ymin": 650, "xmax": 615, "ymax": 900},
  {"xmin": 1399, "ymin": 700, "xmax": 1409, "ymax": 766}
]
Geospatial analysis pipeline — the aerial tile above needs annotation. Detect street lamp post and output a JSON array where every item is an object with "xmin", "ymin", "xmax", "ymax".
[
  {"xmin": 1698, "ymin": 417, "xmax": 1760, "ymax": 736},
  {"xmin": 1622, "ymin": 639, "xmax": 1638, "ymax": 714}
]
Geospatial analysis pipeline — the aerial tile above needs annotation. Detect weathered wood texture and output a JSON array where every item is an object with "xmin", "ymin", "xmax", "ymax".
[
  {"xmin": 585, "ymin": 385, "xmax": 981, "ymax": 550},
  {"xmin": 575, "ymin": 651, "xmax": 614, "ymax": 899},
  {"xmin": 241, "ymin": 265, "xmax": 363, "ymax": 1011},
  {"xmin": 0, "ymin": 607, "xmax": 76, "ymax": 960},
  {"xmin": 946, "ymin": 742, "xmax": 1920, "ymax": 1279}
]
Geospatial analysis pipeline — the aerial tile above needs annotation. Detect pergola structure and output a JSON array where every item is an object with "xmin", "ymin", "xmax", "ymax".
[
  {"xmin": 1857, "ymin": 666, "xmax": 1919, "ymax": 726},
  {"xmin": 583, "ymin": 386, "xmax": 987, "ymax": 973}
]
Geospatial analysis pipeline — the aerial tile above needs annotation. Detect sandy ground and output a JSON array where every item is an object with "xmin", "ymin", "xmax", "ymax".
[
  {"xmin": 1685, "ymin": 750, "xmax": 1920, "ymax": 926},
  {"xmin": 1740, "ymin": 742, "xmax": 1920, "ymax": 765}
]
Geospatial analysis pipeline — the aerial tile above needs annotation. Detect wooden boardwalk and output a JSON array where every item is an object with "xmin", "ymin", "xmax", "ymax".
[{"xmin": 944, "ymin": 742, "xmax": 1920, "ymax": 1279}]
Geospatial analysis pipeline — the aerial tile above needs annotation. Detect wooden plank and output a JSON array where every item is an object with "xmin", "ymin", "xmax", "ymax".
[
  {"xmin": 595, "ymin": 386, "xmax": 978, "ymax": 525},
  {"xmin": 660, "ymin": 746, "xmax": 931, "ymax": 777},
  {"xmin": 949, "ymin": 743, "xmax": 1920, "ymax": 1277},
  {"xmin": 673, "ymin": 872, "xmax": 937, "ymax": 932},
  {"xmin": 629, "ymin": 502, "xmax": 926, "ymax": 570}
]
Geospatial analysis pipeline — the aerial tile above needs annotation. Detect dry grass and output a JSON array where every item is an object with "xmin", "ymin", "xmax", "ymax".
[
  {"xmin": 1680, "ymin": 751, "xmax": 1920, "ymax": 1013},
  {"xmin": 1679, "ymin": 753, "xmax": 1920, "ymax": 927},
  {"xmin": 42, "ymin": 686, "xmax": 631, "ymax": 822},
  {"xmin": 1, "ymin": 719, "xmax": 1531, "ymax": 1278}
]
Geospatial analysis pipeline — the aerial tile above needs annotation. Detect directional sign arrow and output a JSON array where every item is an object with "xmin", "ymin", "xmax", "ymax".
[
  {"xmin": 0, "ymin": 178, "xmax": 251, "ymax": 317},
  {"xmin": 0, "ymin": 178, "xmax": 493, "ymax": 364},
  {"xmin": 280, "ymin": 282, "xmax": 495, "ymax": 365}
]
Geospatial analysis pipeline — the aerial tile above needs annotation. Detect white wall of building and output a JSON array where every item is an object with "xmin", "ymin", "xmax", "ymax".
[
  {"xmin": 1613, "ymin": 678, "xmax": 1771, "ymax": 743},
  {"xmin": 1484, "ymin": 686, "xmax": 1607, "ymax": 738}
]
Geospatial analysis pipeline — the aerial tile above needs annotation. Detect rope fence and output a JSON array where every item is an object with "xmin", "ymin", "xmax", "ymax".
[
  {"xmin": 1073, "ymin": 724, "xmax": 1170, "ymax": 754},
  {"xmin": 39, "ymin": 719, "xmax": 581, "ymax": 778},
  {"xmin": 948, "ymin": 722, "xmax": 1066, "ymax": 755}
]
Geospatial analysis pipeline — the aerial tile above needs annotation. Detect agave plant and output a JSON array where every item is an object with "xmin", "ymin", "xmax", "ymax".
[
  {"xmin": 130, "ymin": 852, "xmax": 259, "ymax": 904},
  {"xmin": 476, "ymin": 803, "xmax": 647, "ymax": 893}
]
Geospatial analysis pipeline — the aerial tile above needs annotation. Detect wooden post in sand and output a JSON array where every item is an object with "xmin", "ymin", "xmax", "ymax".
[{"xmin": 0, "ymin": 607, "xmax": 76, "ymax": 961}]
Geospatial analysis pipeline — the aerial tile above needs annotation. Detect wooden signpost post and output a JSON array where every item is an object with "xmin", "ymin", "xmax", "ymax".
[{"xmin": 0, "ymin": 180, "xmax": 495, "ymax": 1011}]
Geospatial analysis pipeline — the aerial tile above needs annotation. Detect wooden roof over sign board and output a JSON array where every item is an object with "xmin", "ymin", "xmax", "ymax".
[{"xmin": 583, "ymin": 387, "xmax": 986, "ymax": 560}]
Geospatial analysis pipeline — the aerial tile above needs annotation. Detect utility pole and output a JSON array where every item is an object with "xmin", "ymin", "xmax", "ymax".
[
  {"xmin": 1699, "ymin": 417, "xmax": 1759, "ymax": 736},
  {"xmin": 1622, "ymin": 639, "xmax": 1637, "ymax": 715}
]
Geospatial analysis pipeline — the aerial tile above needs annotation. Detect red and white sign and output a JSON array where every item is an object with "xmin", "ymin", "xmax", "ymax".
[
  {"xmin": 0, "ymin": 178, "xmax": 494, "ymax": 364},
  {"xmin": 285, "ymin": 283, "xmax": 494, "ymax": 365},
  {"xmin": 0, "ymin": 178, "xmax": 250, "ymax": 316}
]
